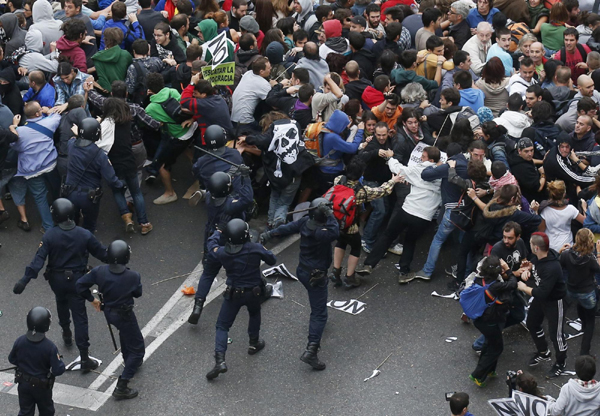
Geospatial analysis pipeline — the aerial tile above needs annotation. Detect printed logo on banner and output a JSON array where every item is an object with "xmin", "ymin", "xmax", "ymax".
[
  {"xmin": 327, "ymin": 299, "xmax": 366, "ymax": 315},
  {"xmin": 488, "ymin": 391, "xmax": 551, "ymax": 416},
  {"xmin": 407, "ymin": 141, "xmax": 448, "ymax": 167},
  {"xmin": 206, "ymin": 31, "xmax": 230, "ymax": 69},
  {"xmin": 488, "ymin": 398, "xmax": 524, "ymax": 416}
]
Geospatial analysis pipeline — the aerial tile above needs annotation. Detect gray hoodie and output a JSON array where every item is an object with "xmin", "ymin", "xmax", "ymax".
[
  {"xmin": 297, "ymin": 56, "xmax": 330, "ymax": 89},
  {"xmin": 0, "ymin": 13, "xmax": 26, "ymax": 56},
  {"xmin": 551, "ymin": 379, "xmax": 600, "ymax": 416},
  {"xmin": 30, "ymin": 0, "xmax": 63, "ymax": 55},
  {"xmin": 294, "ymin": 0, "xmax": 317, "ymax": 33},
  {"xmin": 19, "ymin": 29, "xmax": 59, "ymax": 74}
]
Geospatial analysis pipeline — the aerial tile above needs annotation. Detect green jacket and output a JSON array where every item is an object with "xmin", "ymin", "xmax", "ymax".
[
  {"xmin": 391, "ymin": 67, "xmax": 438, "ymax": 92},
  {"xmin": 145, "ymin": 88, "xmax": 190, "ymax": 138},
  {"xmin": 91, "ymin": 46, "xmax": 133, "ymax": 92}
]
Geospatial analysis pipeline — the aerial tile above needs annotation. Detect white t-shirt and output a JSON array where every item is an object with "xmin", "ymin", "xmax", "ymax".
[{"xmin": 541, "ymin": 205, "xmax": 579, "ymax": 251}]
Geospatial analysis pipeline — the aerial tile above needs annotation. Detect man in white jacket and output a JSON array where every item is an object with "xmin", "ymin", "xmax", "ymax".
[
  {"xmin": 356, "ymin": 146, "xmax": 442, "ymax": 281},
  {"xmin": 494, "ymin": 93, "xmax": 531, "ymax": 138},
  {"xmin": 461, "ymin": 21, "xmax": 492, "ymax": 76},
  {"xmin": 551, "ymin": 355, "xmax": 600, "ymax": 416}
]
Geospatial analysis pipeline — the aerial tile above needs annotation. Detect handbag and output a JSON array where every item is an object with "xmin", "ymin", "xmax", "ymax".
[{"xmin": 449, "ymin": 180, "xmax": 477, "ymax": 231}]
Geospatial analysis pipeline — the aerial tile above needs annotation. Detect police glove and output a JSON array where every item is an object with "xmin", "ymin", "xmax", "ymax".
[
  {"xmin": 318, "ymin": 201, "xmax": 333, "ymax": 217},
  {"xmin": 238, "ymin": 164, "xmax": 251, "ymax": 177},
  {"xmin": 13, "ymin": 281, "xmax": 26, "ymax": 294},
  {"xmin": 259, "ymin": 231, "xmax": 273, "ymax": 244}
]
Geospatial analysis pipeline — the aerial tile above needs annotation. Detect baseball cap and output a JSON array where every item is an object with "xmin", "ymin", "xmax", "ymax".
[
  {"xmin": 351, "ymin": 16, "xmax": 367, "ymax": 28},
  {"xmin": 517, "ymin": 137, "xmax": 533, "ymax": 150}
]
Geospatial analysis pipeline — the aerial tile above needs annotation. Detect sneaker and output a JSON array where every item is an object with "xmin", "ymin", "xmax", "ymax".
[
  {"xmin": 413, "ymin": 269, "xmax": 431, "ymax": 281},
  {"xmin": 387, "ymin": 243, "xmax": 403, "ymax": 255},
  {"xmin": 0, "ymin": 210, "xmax": 9, "ymax": 225},
  {"xmin": 17, "ymin": 220, "xmax": 31, "ymax": 232},
  {"xmin": 398, "ymin": 272, "xmax": 414, "ymax": 284},
  {"xmin": 546, "ymin": 362, "xmax": 566, "ymax": 379},
  {"xmin": 528, "ymin": 350, "xmax": 551, "ymax": 367},
  {"xmin": 460, "ymin": 313, "xmax": 471, "ymax": 324},
  {"xmin": 469, "ymin": 374, "xmax": 486, "ymax": 387},
  {"xmin": 394, "ymin": 263, "xmax": 401, "ymax": 271},
  {"xmin": 488, "ymin": 371, "xmax": 498, "ymax": 378},
  {"xmin": 445, "ymin": 264, "xmax": 458, "ymax": 279},
  {"xmin": 153, "ymin": 194, "xmax": 178, "ymax": 205},
  {"xmin": 471, "ymin": 344, "xmax": 482, "ymax": 354},
  {"xmin": 141, "ymin": 223, "xmax": 153, "ymax": 235},
  {"xmin": 355, "ymin": 264, "xmax": 372, "ymax": 276},
  {"xmin": 361, "ymin": 240, "xmax": 372, "ymax": 254},
  {"xmin": 188, "ymin": 190, "xmax": 205, "ymax": 207}
]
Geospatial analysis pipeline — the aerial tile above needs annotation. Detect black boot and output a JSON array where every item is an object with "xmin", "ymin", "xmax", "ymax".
[
  {"xmin": 300, "ymin": 342, "xmax": 326, "ymax": 370},
  {"xmin": 187, "ymin": 298, "xmax": 205, "ymax": 325},
  {"xmin": 343, "ymin": 272, "xmax": 361, "ymax": 288},
  {"xmin": 248, "ymin": 337, "xmax": 265, "ymax": 355},
  {"xmin": 206, "ymin": 352, "xmax": 227, "ymax": 380},
  {"xmin": 328, "ymin": 267, "xmax": 342, "ymax": 287},
  {"xmin": 112, "ymin": 377, "xmax": 138, "ymax": 400},
  {"xmin": 79, "ymin": 349, "xmax": 99, "ymax": 373},
  {"xmin": 61, "ymin": 326, "xmax": 73, "ymax": 346}
]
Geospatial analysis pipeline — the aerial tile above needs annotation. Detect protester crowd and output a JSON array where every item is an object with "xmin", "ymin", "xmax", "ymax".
[{"xmin": 4, "ymin": 0, "xmax": 600, "ymax": 412}]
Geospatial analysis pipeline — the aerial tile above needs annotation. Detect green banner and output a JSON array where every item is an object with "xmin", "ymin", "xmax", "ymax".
[{"xmin": 201, "ymin": 62, "xmax": 235, "ymax": 86}]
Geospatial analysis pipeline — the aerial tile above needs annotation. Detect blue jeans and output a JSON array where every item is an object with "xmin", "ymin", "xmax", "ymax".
[
  {"xmin": 568, "ymin": 290, "xmax": 597, "ymax": 355},
  {"xmin": 112, "ymin": 171, "xmax": 148, "ymax": 224},
  {"xmin": 362, "ymin": 180, "xmax": 389, "ymax": 247},
  {"xmin": 569, "ymin": 290, "xmax": 597, "ymax": 310},
  {"xmin": 422, "ymin": 208, "xmax": 457, "ymax": 276},
  {"xmin": 11, "ymin": 173, "xmax": 56, "ymax": 231},
  {"xmin": 268, "ymin": 177, "xmax": 301, "ymax": 227}
]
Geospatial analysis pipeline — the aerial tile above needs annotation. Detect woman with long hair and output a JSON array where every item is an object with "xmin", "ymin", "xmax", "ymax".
[
  {"xmin": 534, "ymin": 180, "xmax": 585, "ymax": 251},
  {"xmin": 559, "ymin": 228, "xmax": 600, "ymax": 356},
  {"xmin": 276, "ymin": 16, "xmax": 297, "ymax": 49},
  {"xmin": 272, "ymin": 0, "xmax": 292, "ymax": 19},
  {"xmin": 196, "ymin": 0, "xmax": 219, "ymax": 20},
  {"xmin": 253, "ymin": 0, "xmax": 277, "ymax": 35},
  {"xmin": 468, "ymin": 255, "xmax": 517, "ymax": 387},
  {"xmin": 540, "ymin": 2, "xmax": 569, "ymax": 55},
  {"xmin": 475, "ymin": 57, "xmax": 509, "ymax": 117},
  {"xmin": 541, "ymin": 58, "xmax": 560, "ymax": 89},
  {"xmin": 102, "ymin": 98, "xmax": 153, "ymax": 235},
  {"xmin": 259, "ymin": 28, "xmax": 289, "ymax": 56}
]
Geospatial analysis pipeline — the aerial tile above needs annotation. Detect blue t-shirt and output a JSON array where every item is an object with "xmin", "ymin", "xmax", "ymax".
[{"xmin": 487, "ymin": 43, "xmax": 513, "ymax": 77}]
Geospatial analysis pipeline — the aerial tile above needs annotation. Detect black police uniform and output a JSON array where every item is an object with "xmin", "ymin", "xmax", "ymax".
[
  {"xmin": 268, "ymin": 214, "xmax": 339, "ymax": 345},
  {"xmin": 64, "ymin": 138, "xmax": 123, "ymax": 232},
  {"xmin": 192, "ymin": 147, "xmax": 243, "ymax": 189},
  {"xmin": 76, "ymin": 265, "xmax": 145, "ymax": 381},
  {"xmin": 15, "ymin": 227, "xmax": 108, "ymax": 352},
  {"xmin": 206, "ymin": 230, "xmax": 276, "ymax": 354},
  {"xmin": 9, "ymin": 335, "xmax": 65, "ymax": 415}
]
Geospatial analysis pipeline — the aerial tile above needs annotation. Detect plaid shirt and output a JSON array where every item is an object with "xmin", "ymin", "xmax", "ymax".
[
  {"xmin": 398, "ymin": 27, "xmax": 411, "ymax": 52},
  {"xmin": 53, "ymin": 70, "xmax": 92, "ymax": 106},
  {"xmin": 334, "ymin": 175, "xmax": 396, "ymax": 234}
]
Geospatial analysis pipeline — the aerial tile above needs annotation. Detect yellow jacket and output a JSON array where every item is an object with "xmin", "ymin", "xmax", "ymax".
[{"xmin": 415, "ymin": 50, "xmax": 454, "ymax": 80}]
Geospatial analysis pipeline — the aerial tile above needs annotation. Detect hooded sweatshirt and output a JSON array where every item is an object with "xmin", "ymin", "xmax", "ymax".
[
  {"xmin": 391, "ymin": 67, "xmax": 438, "ymax": 92},
  {"xmin": 560, "ymin": 249, "xmax": 600, "ymax": 294},
  {"xmin": 320, "ymin": 109, "xmax": 364, "ymax": 174},
  {"xmin": 29, "ymin": 0, "xmax": 63, "ymax": 55},
  {"xmin": 145, "ymin": 88, "xmax": 193, "ymax": 139},
  {"xmin": 551, "ymin": 379, "xmax": 600, "ymax": 416},
  {"xmin": 494, "ymin": 111, "xmax": 531, "ymax": 138},
  {"xmin": 0, "ymin": 67, "xmax": 23, "ymax": 118},
  {"xmin": 266, "ymin": 42, "xmax": 289, "ymax": 81},
  {"xmin": 361, "ymin": 86, "xmax": 385, "ymax": 109},
  {"xmin": 458, "ymin": 88, "xmax": 485, "ymax": 112},
  {"xmin": 319, "ymin": 20, "xmax": 350, "ymax": 60},
  {"xmin": 482, "ymin": 200, "xmax": 542, "ymax": 244},
  {"xmin": 297, "ymin": 56, "xmax": 329, "ymax": 89},
  {"xmin": 92, "ymin": 46, "xmax": 133, "ymax": 92},
  {"xmin": 475, "ymin": 78, "xmax": 510, "ymax": 117},
  {"xmin": 507, "ymin": 151, "xmax": 546, "ymax": 203},
  {"xmin": 295, "ymin": 0, "xmax": 317, "ymax": 33},
  {"xmin": 530, "ymin": 249, "xmax": 566, "ymax": 301},
  {"xmin": 199, "ymin": 19, "xmax": 234, "ymax": 64},
  {"xmin": 0, "ymin": 14, "xmax": 26, "ymax": 56},
  {"xmin": 570, "ymin": 130, "xmax": 596, "ymax": 152},
  {"xmin": 56, "ymin": 36, "xmax": 87, "ymax": 73},
  {"xmin": 19, "ymin": 29, "xmax": 59, "ymax": 74}
]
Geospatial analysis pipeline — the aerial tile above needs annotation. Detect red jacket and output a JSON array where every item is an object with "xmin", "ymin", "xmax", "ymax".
[
  {"xmin": 361, "ymin": 86, "xmax": 385, "ymax": 109},
  {"xmin": 381, "ymin": 0, "xmax": 416, "ymax": 21},
  {"xmin": 56, "ymin": 36, "xmax": 87, "ymax": 73}
]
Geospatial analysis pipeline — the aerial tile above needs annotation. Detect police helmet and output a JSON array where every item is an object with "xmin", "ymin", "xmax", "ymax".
[
  {"xmin": 308, "ymin": 197, "xmax": 330, "ymax": 224},
  {"xmin": 207, "ymin": 172, "xmax": 233, "ymax": 198},
  {"xmin": 78, "ymin": 118, "xmax": 102, "ymax": 142},
  {"xmin": 26, "ymin": 306, "xmax": 51, "ymax": 342},
  {"xmin": 225, "ymin": 219, "xmax": 250, "ymax": 245},
  {"xmin": 107, "ymin": 240, "xmax": 131, "ymax": 273},
  {"xmin": 204, "ymin": 125, "xmax": 227, "ymax": 150},
  {"xmin": 51, "ymin": 198, "xmax": 74, "ymax": 224}
]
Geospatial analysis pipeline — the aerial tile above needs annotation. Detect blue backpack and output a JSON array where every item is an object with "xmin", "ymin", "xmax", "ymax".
[{"xmin": 459, "ymin": 279, "xmax": 502, "ymax": 320}]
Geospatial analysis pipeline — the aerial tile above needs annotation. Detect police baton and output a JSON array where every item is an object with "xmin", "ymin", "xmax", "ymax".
[
  {"xmin": 286, "ymin": 202, "xmax": 333, "ymax": 216},
  {"xmin": 92, "ymin": 289, "xmax": 119, "ymax": 352},
  {"xmin": 193, "ymin": 145, "xmax": 241, "ymax": 168},
  {"xmin": 0, "ymin": 366, "xmax": 17, "ymax": 372}
]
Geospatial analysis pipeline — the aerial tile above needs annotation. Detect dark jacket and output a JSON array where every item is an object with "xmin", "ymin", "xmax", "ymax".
[
  {"xmin": 426, "ymin": 105, "xmax": 462, "ymax": 137},
  {"xmin": 265, "ymin": 83, "xmax": 296, "ymax": 114},
  {"xmin": 560, "ymin": 249, "xmax": 600, "ymax": 294},
  {"xmin": 150, "ymin": 37, "xmax": 186, "ymax": 64},
  {"xmin": 393, "ymin": 125, "xmax": 434, "ymax": 166},
  {"xmin": 508, "ymin": 150, "xmax": 546, "ymax": 202},
  {"xmin": 0, "ymin": 67, "xmax": 24, "ymax": 119},
  {"xmin": 421, "ymin": 153, "xmax": 468, "ymax": 207},
  {"xmin": 173, "ymin": 63, "xmax": 192, "ymax": 92},
  {"xmin": 138, "ymin": 9, "xmax": 167, "ymax": 41},
  {"xmin": 448, "ymin": 20, "xmax": 470, "ymax": 49},
  {"xmin": 530, "ymin": 250, "xmax": 566, "ymax": 302},
  {"xmin": 371, "ymin": 38, "xmax": 402, "ymax": 62},
  {"xmin": 351, "ymin": 48, "xmax": 376, "ymax": 81},
  {"xmin": 0, "ymin": 127, "xmax": 19, "ymax": 176},
  {"xmin": 570, "ymin": 130, "xmax": 596, "ymax": 152},
  {"xmin": 180, "ymin": 84, "xmax": 234, "ymax": 136},
  {"xmin": 476, "ymin": 273, "xmax": 518, "ymax": 323},
  {"xmin": 359, "ymin": 136, "xmax": 396, "ymax": 183},
  {"xmin": 345, "ymin": 78, "xmax": 372, "ymax": 101},
  {"xmin": 543, "ymin": 145, "xmax": 596, "ymax": 188},
  {"xmin": 480, "ymin": 201, "xmax": 542, "ymax": 244}
]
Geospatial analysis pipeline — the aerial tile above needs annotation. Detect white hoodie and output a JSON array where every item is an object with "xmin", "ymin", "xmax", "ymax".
[
  {"xmin": 493, "ymin": 111, "xmax": 531, "ymax": 138},
  {"xmin": 551, "ymin": 379, "xmax": 600, "ymax": 416}
]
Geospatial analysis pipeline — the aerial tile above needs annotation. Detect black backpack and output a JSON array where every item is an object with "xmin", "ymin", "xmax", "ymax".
[
  {"xmin": 130, "ymin": 62, "xmax": 149, "ymax": 107},
  {"xmin": 160, "ymin": 97, "xmax": 188, "ymax": 124},
  {"xmin": 558, "ymin": 44, "xmax": 588, "ymax": 67}
]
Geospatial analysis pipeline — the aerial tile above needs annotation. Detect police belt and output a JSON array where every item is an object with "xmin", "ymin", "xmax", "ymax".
[
  {"xmin": 44, "ymin": 268, "xmax": 86, "ymax": 280},
  {"xmin": 224, "ymin": 285, "xmax": 264, "ymax": 299},
  {"xmin": 103, "ymin": 304, "xmax": 135, "ymax": 314},
  {"xmin": 15, "ymin": 369, "xmax": 54, "ymax": 389}
]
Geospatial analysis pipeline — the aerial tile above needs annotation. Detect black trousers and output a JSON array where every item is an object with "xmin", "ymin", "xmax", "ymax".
[
  {"xmin": 527, "ymin": 298, "xmax": 567, "ymax": 365},
  {"xmin": 577, "ymin": 303, "xmax": 596, "ymax": 356},
  {"xmin": 364, "ymin": 208, "xmax": 430, "ymax": 273},
  {"xmin": 18, "ymin": 382, "xmax": 54, "ymax": 416},
  {"xmin": 471, "ymin": 318, "xmax": 504, "ymax": 380}
]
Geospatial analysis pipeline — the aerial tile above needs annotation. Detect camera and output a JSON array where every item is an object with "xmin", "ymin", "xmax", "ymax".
[
  {"xmin": 445, "ymin": 392, "xmax": 456, "ymax": 401},
  {"xmin": 506, "ymin": 370, "xmax": 518, "ymax": 396}
]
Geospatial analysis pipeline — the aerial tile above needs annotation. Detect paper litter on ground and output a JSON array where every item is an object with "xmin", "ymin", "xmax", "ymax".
[
  {"xmin": 267, "ymin": 281, "xmax": 283, "ymax": 298},
  {"xmin": 431, "ymin": 291, "xmax": 459, "ymax": 300},
  {"xmin": 66, "ymin": 356, "xmax": 103, "ymax": 371},
  {"xmin": 262, "ymin": 264, "xmax": 298, "ymax": 281}
]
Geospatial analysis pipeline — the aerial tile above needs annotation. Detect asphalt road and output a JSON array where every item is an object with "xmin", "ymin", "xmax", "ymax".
[{"xmin": 0, "ymin": 162, "xmax": 595, "ymax": 415}]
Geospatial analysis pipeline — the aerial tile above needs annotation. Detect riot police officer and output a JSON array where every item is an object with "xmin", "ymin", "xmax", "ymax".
[
  {"xmin": 190, "ymin": 125, "xmax": 244, "ymax": 205},
  {"xmin": 188, "ymin": 169, "xmax": 254, "ymax": 325},
  {"xmin": 13, "ymin": 198, "xmax": 107, "ymax": 372},
  {"xmin": 76, "ymin": 240, "xmax": 145, "ymax": 400},
  {"xmin": 9, "ymin": 306, "xmax": 66, "ymax": 415},
  {"xmin": 205, "ymin": 219, "xmax": 276, "ymax": 380},
  {"xmin": 63, "ymin": 117, "xmax": 124, "ymax": 233},
  {"xmin": 260, "ymin": 198, "xmax": 339, "ymax": 370}
]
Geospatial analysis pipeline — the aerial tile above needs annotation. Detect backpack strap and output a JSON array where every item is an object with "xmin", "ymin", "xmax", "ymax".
[
  {"xmin": 133, "ymin": 61, "xmax": 144, "ymax": 89},
  {"xmin": 559, "ymin": 47, "xmax": 567, "ymax": 65},
  {"xmin": 577, "ymin": 44, "xmax": 588, "ymax": 63},
  {"xmin": 24, "ymin": 121, "xmax": 54, "ymax": 139}
]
